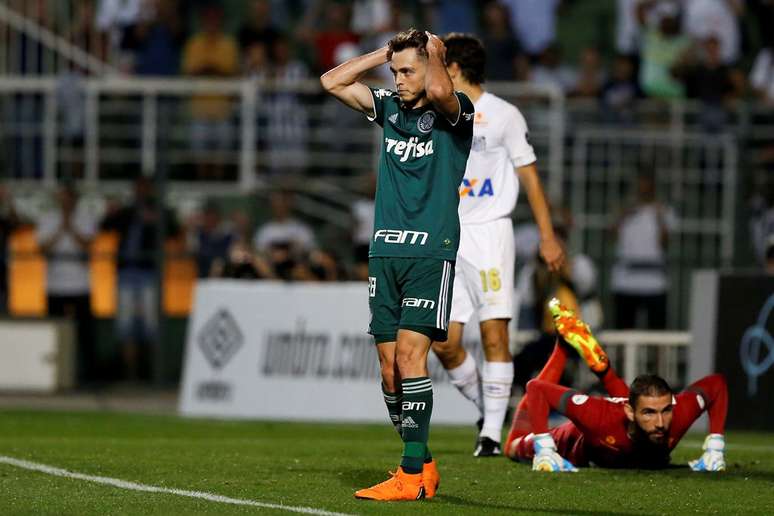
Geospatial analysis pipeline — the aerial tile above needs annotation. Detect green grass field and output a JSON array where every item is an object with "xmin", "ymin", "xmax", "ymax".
[{"xmin": 1, "ymin": 409, "xmax": 773, "ymax": 515}]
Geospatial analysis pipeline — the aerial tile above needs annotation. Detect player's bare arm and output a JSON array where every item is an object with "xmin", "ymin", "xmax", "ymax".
[
  {"xmin": 320, "ymin": 46, "xmax": 389, "ymax": 116},
  {"xmin": 424, "ymin": 32, "xmax": 460, "ymax": 123},
  {"xmin": 516, "ymin": 163, "xmax": 565, "ymax": 272}
]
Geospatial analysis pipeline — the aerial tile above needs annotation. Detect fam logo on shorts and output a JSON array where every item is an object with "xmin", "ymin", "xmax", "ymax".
[
  {"xmin": 197, "ymin": 309, "xmax": 244, "ymax": 370},
  {"xmin": 417, "ymin": 111, "xmax": 435, "ymax": 133},
  {"xmin": 368, "ymin": 277, "xmax": 376, "ymax": 297},
  {"xmin": 402, "ymin": 297, "xmax": 435, "ymax": 309}
]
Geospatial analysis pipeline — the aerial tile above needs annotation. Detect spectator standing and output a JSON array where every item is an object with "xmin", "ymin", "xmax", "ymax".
[
  {"xmin": 637, "ymin": 1, "xmax": 690, "ymax": 99},
  {"xmin": 263, "ymin": 36, "xmax": 310, "ymax": 173},
  {"xmin": 131, "ymin": 0, "xmax": 186, "ymax": 76},
  {"xmin": 254, "ymin": 190, "xmax": 316, "ymax": 280},
  {"xmin": 297, "ymin": 0, "xmax": 360, "ymax": 74},
  {"xmin": 420, "ymin": 0, "xmax": 479, "ymax": 35},
  {"xmin": 187, "ymin": 201, "xmax": 235, "ymax": 277},
  {"xmin": 501, "ymin": 0, "xmax": 562, "ymax": 60},
  {"xmin": 100, "ymin": 177, "xmax": 179, "ymax": 380},
  {"xmin": 601, "ymin": 55, "xmax": 643, "ymax": 124},
  {"xmin": 480, "ymin": 1, "xmax": 522, "ymax": 81},
  {"xmin": 0, "ymin": 185, "xmax": 20, "ymax": 313},
  {"xmin": 238, "ymin": 0, "xmax": 282, "ymax": 54},
  {"xmin": 616, "ymin": 0, "xmax": 643, "ymax": 60},
  {"xmin": 245, "ymin": 38, "xmax": 272, "ymax": 79},
  {"xmin": 182, "ymin": 5, "xmax": 240, "ymax": 179},
  {"xmin": 572, "ymin": 47, "xmax": 606, "ymax": 98},
  {"xmin": 610, "ymin": 173, "xmax": 677, "ymax": 329},
  {"xmin": 37, "ymin": 186, "xmax": 97, "ymax": 383},
  {"xmin": 672, "ymin": 36, "xmax": 744, "ymax": 131},
  {"xmin": 530, "ymin": 44, "xmax": 577, "ymax": 94},
  {"xmin": 353, "ymin": 1, "xmax": 402, "ymax": 82},
  {"xmin": 96, "ymin": 0, "xmax": 144, "ymax": 69},
  {"xmin": 351, "ymin": 0, "xmax": 392, "ymax": 45},
  {"xmin": 682, "ymin": 0, "xmax": 743, "ymax": 65},
  {"xmin": 749, "ymin": 42, "xmax": 774, "ymax": 106},
  {"xmin": 254, "ymin": 190, "xmax": 316, "ymax": 254}
]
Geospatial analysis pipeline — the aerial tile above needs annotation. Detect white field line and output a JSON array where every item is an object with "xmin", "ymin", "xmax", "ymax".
[{"xmin": 0, "ymin": 455, "xmax": 353, "ymax": 516}]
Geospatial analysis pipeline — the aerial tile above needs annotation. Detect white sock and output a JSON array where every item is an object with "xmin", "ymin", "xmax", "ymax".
[
  {"xmin": 480, "ymin": 360, "xmax": 514, "ymax": 443},
  {"xmin": 446, "ymin": 352, "xmax": 483, "ymax": 416}
]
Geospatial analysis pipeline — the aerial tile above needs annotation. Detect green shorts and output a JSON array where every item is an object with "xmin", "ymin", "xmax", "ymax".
[{"xmin": 368, "ymin": 257, "xmax": 455, "ymax": 344}]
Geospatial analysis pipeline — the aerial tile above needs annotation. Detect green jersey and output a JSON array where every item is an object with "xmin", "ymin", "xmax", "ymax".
[{"xmin": 367, "ymin": 87, "xmax": 474, "ymax": 261}]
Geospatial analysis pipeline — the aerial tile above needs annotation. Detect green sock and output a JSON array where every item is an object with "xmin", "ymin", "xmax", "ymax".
[
  {"xmin": 400, "ymin": 377, "xmax": 433, "ymax": 474},
  {"xmin": 381, "ymin": 383, "xmax": 402, "ymax": 436}
]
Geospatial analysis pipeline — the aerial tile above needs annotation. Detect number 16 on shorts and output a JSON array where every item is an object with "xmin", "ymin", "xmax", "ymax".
[{"xmin": 480, "ymin": 268, "xmax": 501, "ymax": 292}]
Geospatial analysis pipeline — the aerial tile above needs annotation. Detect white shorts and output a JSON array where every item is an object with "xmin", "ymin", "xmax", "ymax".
[{"xmin": 450, "ymin": 218, "xmax": 515, "ymax": 324}]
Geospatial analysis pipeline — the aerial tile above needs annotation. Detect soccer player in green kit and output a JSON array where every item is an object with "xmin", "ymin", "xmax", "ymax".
[{"xmin": 321, "ymin": 29, "xmax": 474, "ymax": 501}]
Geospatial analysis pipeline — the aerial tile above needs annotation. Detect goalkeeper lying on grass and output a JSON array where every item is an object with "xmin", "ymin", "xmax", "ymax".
[{"xmin": 506, "ymin": 298, "xmax": 728, "ymax": 472}]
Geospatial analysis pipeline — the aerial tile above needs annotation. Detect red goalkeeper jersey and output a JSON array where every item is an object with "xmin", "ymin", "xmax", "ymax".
[{"xmin": 514, "ymin": 389, "xmax": 711, "ymax": 468}]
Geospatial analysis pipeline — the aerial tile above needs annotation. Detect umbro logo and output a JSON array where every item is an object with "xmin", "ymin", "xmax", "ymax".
[
  {"xmin": 388, "ymin": 113, "xmax": 398, "ymax": 124},
  {"xmin": 402, "ymin": 416, "xmax": 419, "ymax": 429},
  {"xmin": 198, "ymin": 309, "xmax": 244, "ymax": 370}
]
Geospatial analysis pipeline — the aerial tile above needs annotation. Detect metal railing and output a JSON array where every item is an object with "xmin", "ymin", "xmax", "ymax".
[
  {"xmin": 0, "ymin": 1, "xmax": 113, "ymax": 76},
  {"xmin": 1, "ymin": 75, "xmax": 764, "ymax": 328},
  {"xmin": 0, "ymin": 76, "xmax": 565, "ymax": 231},
  {"xmin": 569, "ymin": 129, "xmax": 738, "ymax": 328}
]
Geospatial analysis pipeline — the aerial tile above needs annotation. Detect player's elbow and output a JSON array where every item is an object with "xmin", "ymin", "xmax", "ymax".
[
  {"xmin": 426, "ymin": 84, "xmax": 452, "ymax": 103},
  {"xmin": 319, "ymin": 72, "xmax": 336, "ymax": 93},
  {"xmin": 526, "ymin": 378, "xmax": 546, "ymax": 395},
  {"xmin": 320, "ymin": 70, "xmax": 347, "ymax": 93}
]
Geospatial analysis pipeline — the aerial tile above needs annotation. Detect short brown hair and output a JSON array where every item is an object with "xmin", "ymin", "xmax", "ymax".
[
  {"xmin": 443, "ymin": 33, "xmax": 486, "ymax": 85},
  {"xmin": 629, "ymin": 374, "xmax": 673, "ymax": 409},
  {"xmin": 387, "ymin": 28, "xmax": 428, "ymax": 61}
]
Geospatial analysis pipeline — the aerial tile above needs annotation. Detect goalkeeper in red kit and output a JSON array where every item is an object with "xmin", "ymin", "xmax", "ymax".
[{"xmin": 506, "ymin": 299, "xmax": 729, "ymax": 471}]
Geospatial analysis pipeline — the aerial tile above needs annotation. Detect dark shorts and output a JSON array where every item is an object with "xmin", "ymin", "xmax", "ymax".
[{"xmin": 368, "ymin": 257, "xmax": 454, "ymax": 343}]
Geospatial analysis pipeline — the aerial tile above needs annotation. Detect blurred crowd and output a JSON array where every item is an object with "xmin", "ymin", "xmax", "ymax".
[
  {"xmin": 6, "ymin": 1, "xmax": 774, "ymax": 180},
  {"xmin": 8, "ymin": 0, "xmax": 774, "ymax": 107},
  {"xmin": 5, "ymin": 0, "xmax": 774, "ymax": 182}
]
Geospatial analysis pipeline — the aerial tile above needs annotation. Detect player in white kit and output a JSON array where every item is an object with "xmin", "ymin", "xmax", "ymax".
[{"xmin": 432, "ymin": 34, "xmax": 565, "ymax": 456}]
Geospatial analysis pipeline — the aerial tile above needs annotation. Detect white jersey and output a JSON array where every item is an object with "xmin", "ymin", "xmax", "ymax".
[{"xmin": 458, "ymin": 92, "xmax": 536, "ymax": 225}]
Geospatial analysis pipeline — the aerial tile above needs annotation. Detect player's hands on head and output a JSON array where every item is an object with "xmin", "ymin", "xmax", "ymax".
[
  {"xmin": 540, "ymin": 236, "xmax": 565, "ymax": 273},
  {"xmin": 425, "ymin": 31, "xmax": 446, "ymax": 59}
]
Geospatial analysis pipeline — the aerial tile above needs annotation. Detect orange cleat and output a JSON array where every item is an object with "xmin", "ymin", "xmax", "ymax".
[
  {"xmin": 354, "ymin": 467, "xmax": 425, "ymax": 501},
  {"xmin": 422, "ymin": 460, "xmax": 440, "ymax": 498},
  {"xmin": 548, "ymin": 298, "xmax": 609, "ymax": 373}
]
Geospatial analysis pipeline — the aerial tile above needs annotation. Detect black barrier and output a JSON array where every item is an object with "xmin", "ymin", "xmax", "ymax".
[{"xmin": 714, "ymin": 274, "xmax": 774, "ymax": 430}]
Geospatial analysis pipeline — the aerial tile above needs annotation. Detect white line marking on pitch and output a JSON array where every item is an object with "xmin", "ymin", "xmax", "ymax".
[{"xmin": 0, "ymin": 455, "xmax": 353, "ymax": 516}]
